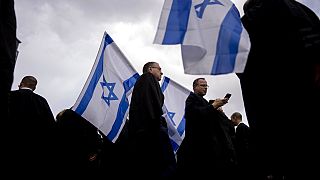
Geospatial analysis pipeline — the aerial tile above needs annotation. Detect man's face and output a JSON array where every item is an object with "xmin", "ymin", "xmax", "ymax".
[
  {"xmin": 231, "ymin": 116, "xmax": 237, "ymax": 126},
  {"xmin": 231, "ymin": 116, "xmax": 239, "ymax": 126},
  {"xmin": 194, "ymin": 79, "xmax": 208, "ymax": 96},
  {"xmin": 149, "ymin": 63, "xmax": 163, "ymax": 81}
]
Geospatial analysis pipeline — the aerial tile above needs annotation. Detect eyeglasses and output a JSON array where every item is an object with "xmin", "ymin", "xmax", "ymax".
[
  {"xmin": 198, "ymin": 84, "xmax": 209, "ymax": 88},
  {"xmin": 150, "ymin": 66, "xmax": 162, "ymax": 71}
]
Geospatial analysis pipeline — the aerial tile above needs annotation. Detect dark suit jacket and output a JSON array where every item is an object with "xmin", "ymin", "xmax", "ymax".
[
  {"xmin": 235, "ymin": 123, "xmax": 250, "ymax": 164},
  {"xmin": 55, "ymin": 109, "xmax": 102, "ymax": 171},
  {"xmin": 127, "ymin": 73, "xmax": 176, "ymax": 177},
  {"xmin": 8, "ymin": 88, "xmax": 57, "ymax": 171},
  {"xmin": 177, "ymin": 92, "xmax": 236, "ymax": 178}
]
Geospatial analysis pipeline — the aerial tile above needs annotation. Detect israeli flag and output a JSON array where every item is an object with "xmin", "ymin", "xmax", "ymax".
[
  {"xmin": 297, "ymin": 0, "xmax": 320, "ymax": 18},
  {"xmin": 161, "ymin": 76, "xmax": 191, "ymax": 153},
  {"xmin": 154, "ymin": 0, "xmax": 251, "ymax": 75},
  {"xmin": 72, "ymin": 32, "xmax": 139, "ymax": 142}
]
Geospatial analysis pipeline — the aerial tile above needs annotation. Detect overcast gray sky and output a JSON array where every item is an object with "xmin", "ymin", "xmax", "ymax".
[{"xmin": 13, "ymin": 0, "xmax": 249, "ymax": 124}]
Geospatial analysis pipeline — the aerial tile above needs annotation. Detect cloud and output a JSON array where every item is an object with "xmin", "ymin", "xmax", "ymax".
[{"xmin": 13, "ymin": 0, "xmax": 249, "ymax": 125}]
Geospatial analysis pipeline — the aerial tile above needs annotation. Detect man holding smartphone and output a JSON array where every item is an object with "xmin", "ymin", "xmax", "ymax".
[{"xmin": 176, "ymin": 78, "xmax": 237, "ymax": 179}]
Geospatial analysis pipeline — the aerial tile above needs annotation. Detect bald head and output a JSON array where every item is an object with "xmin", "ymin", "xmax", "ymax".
[
  {"xmin": 231, "ymin": 112, "xmax": 242, "ymax": 126},
  {"xmin": 19, "ymin": 76, "xmax": 37, "ymax": 91}
]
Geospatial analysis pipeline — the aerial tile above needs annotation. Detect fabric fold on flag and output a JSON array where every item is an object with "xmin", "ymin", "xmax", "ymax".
[
  {"xmin": 72, "ymin": 32, "xmax": 139, "ymax": 142},
  {"xmin": 161, "ymin": 76, "xmax": 191, "ymax": 153},
  {"xmin": 154, "ymin": 0, "xmax": 251, "ymax": 75}
]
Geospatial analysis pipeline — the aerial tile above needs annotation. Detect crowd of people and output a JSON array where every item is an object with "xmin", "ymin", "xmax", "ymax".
[{"xmin": 2, "ymin": 0, "xmax": 319, "ymax": 179}]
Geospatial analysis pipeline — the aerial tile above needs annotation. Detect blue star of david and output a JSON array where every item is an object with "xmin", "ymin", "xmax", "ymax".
[
  {"xmin": 167, "ymin": 112, "xmax": 176, "ymax": 126},
  {"xmin": 194, "ymin": 0, "xmax": 223, "ymax": 18},
  {"xmin": 100, "ymin": 76, "xmax": 118, "ymax": 106}
]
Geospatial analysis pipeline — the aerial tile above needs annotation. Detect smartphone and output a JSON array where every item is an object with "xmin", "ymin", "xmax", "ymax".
[{"xmin": 224, "ymin": 93, "xmax": 232, "ymax": 99}]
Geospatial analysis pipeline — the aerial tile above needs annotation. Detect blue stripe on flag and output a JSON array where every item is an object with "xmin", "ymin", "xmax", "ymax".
[
  {"xmin": 170, "ymin": 138, "xmax": 180, "ymax": 152},
  {"xmin": 105, "ymin": 33, "xmax": 114, "ymax": 45},
  {"xmin": 211, "ymin": 4, "xmax": 242, "ymax": 74},
  {"xmin": 177, "ymin": 116, "xmax": 185, "ymax": 136},
  {"xmin": 162, "ymin": 0, "xmax": 192, "ymax": 44},
  {"xmin": 74, "ymin": 34, "xmax": 114, "ymax": 115},
  {"xmin": 161, "ymin": 76, "xmax": 170, "ymax": 92},
  {"xmin": 107, "ymin": 73, "xmax": 140, "ymax": 140}
]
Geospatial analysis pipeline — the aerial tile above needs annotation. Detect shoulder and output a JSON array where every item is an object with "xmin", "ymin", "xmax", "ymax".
[
  {"xmin": 134, "ymin": 73, "xmax": 159, "ymax": 90},
  {"xmin": 187, "ymin": 92, "xmax": 197, "ymax": 99},
  {"xmin": 187, "ymin": 92, "xmax": 206, "ymax": 102},
  {"xmin": 30, "ymin": 92, "xmax": 48, "ymax": 101},
  {"xmin": 238, "ymin": 123, "xmax": 250, "ymax": 130},
  {"xmin": 141, "ymin": 73, "xmax": 157, "ymax": 82},
  {"xmin": 9, "ymin": 89, "xmax": 33, "ymax": 98},
  {"xmin": 135, "ymin": 73, "xmax": 153, "ymax": 84},
  {"xmin": 186, "ymin": 92, "xmax": 209, "ymax": 107},
  {"xmin": 186, "ymin": 92, "xmax": 196, "ymax": 102}
]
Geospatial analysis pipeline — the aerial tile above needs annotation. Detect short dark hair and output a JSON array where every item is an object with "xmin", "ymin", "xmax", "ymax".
[
  {"xmin": 20, "ymin": 76, "xmax": 37, "ymax": 90},
  {"xmin": 193, "ymin": 78, "xmax": 205, "ymax": 89},
  {"xmin": 231, "ymin": 112, "xmax": 242, "ymax": 120},
  {"xmin": 142, "ymin": 62, "xmax": 157, "ymax": 74}
]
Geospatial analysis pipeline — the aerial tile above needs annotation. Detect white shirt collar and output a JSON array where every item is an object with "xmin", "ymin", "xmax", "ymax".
[{"xmin": 20, "ymin": 87, "xmax": 33, "ymax": 91}]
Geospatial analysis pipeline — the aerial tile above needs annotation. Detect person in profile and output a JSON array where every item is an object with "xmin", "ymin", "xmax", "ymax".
[
  {"xmin": 8, "ymin": 75, "xmax": 57, "ymax": 172},
  {"xmin": 176, "ymin": 78, "xmax": 237, "ymax": 179},
  {"xmin": 239, "ymin": 0, "xmax": 320, "ymax": 178},
  {"xmin": 127, "ymin": 61, "xmax": 176, "ymax": 178}
]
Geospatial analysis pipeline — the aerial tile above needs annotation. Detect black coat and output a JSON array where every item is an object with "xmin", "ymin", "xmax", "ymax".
[
  {"xmin": 55, "ymin": 109, "xmax": 102, "ymax": 172},
  {"xmin": 239, "ymin": 0, "xmax": 320, "ymax": 177},
  {"xmin": 0, "ymin": 0, "xmax": 17, "ymax": 91},
  {"xmin": 176, "ymin": 92, "xmax": 236, "ymax": 178},
  {"xmin": 8, "ymin": 89, "xmax": 57, "ymax": 171},
  {"xmin": 127, "ymin": 73, "xmax": 176, "ymax": 178},
  {"xmin": 234, "ymin": 123, "xmax": 250, "ymax": 166}
]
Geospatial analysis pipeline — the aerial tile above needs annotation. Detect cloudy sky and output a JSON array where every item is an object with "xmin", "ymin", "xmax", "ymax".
[{"xmin": 13, "ymin": 0, "xmax": 250, "ymax": 124}]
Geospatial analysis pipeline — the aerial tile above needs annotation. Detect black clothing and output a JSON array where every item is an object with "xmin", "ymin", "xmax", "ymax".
[
  {"xmin": 235, "ymin": 123, "xmax": 250, "ymax": 164},
  {"xmin": 176, "ymin": 92, "xmax": 236, "ymax": 179},
  {"xmin": 55, "ymin": 109, "xmax": 103, "ymax": 172},
  {"xmin": 99, "ymin": 119, "xmax": 131, "ymax": 177},
  {"xmin": 127, "ymin": 72, "xmax": 176, "ymax": 178},
  {"xmin": 8, "ymin": 89, "xmax": 57, "ymax": 172},
  {"xmin": 0, "ymin": 0, "xmax": 17, "ymax": 121},
  {"xmin": 0, "ymin": 0, "xmax": 16, "ymax": 91},
  {"xmin": 1, "ymin": 1, "xmax": 17, "ymax": 172},
  {"xmin": 234, "ymin": 123, "xmax": 251, "ymax": 179},
  {"xmin": 239, "ymin": 0, "xmax": 320, "ymax": 178}
]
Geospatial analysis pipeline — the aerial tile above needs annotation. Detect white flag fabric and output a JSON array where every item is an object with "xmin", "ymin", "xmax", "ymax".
[
  {"xmin": 154, "ymin": 0, "xmax": 251, "ymax": 75},
  {"xmin": 72, "ymin": 32, "xmax": 139, "ymax": 142},
  {"xmin": 297, "ymin": 0, "xmax": 320, "ymax": 18},
  {"xmin": 161, "ymin": 76, "xmax": 191, "ymax": 153}
]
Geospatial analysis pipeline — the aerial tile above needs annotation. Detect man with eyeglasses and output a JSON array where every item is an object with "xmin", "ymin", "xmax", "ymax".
[
  {"xmin": 127, "ymin": 62, "xmax": 176, "ymax": 178},
  {"xmin": 176, "ymin": 78, "xmax": 237, "ymax": 179}
]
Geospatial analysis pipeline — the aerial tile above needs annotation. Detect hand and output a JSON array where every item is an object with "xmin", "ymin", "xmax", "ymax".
[{"xmin": 211, "ymin": 98, "xmax": 228, "ymax": 109}]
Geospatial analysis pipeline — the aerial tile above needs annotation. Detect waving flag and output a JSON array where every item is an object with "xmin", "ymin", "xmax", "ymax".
[
  {"xmin": 72, "ymin": 32, "xmax": 139, "ymax": 142},
  {"xmin": 154, "ymin": 0, "xmax": 250, "ymax": 75},
  {"xmin": 297, "ymin": 0, "xmax": 320, "ymax": 18},
  {"xmin": 161, "ymin": 76, "xmax": 191, "ymax": 153}
]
